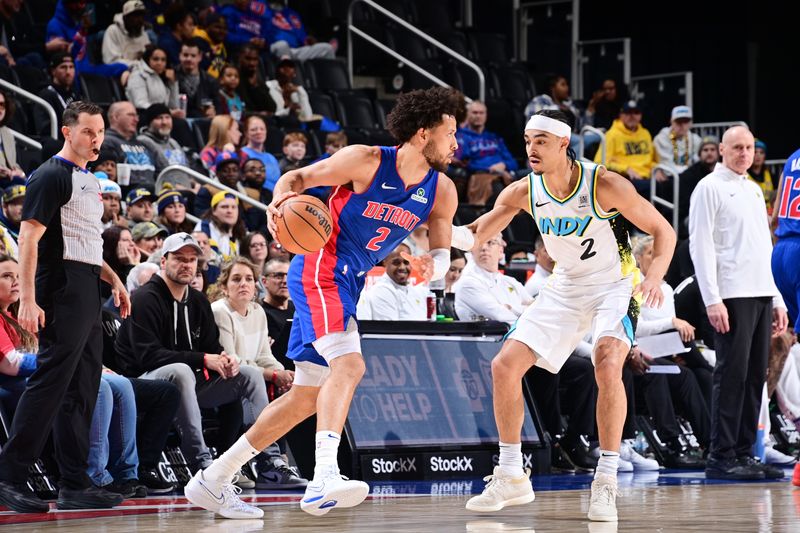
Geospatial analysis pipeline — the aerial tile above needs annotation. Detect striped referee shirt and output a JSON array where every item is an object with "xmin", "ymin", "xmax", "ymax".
[{"xmin": 22, "ymin": 156, "xmax": 104, "ymax": 267}]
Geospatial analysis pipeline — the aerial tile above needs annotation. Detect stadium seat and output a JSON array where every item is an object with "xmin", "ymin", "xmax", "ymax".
[
  {"xmin": 335, "ymin": 93, "xmax": 381, "ymax": 129},
  {"xmin": 79, "ymin": 73, "xmax": 120, "ymax": 108},
  {"xmin": 303, "ymin": 59, "xmax": 351, "ymax": 91},
  {"xmin": 191, "ymin": 118, "xmax": 212, "ymax": 149},
  {"xmin": 13, "ymin": 65, "xmax": 49, "ymax": 95},
  {"xmin": 505, "ymin": 213, "xmax": 538, "ymax": 247},
  {"xmin": 307, "ymin": 90, "xmax": 339, "ymax": 123},
  {"xmin": 468, "ymin": 32, "xmax": 509, "ymax": 64},
  {"xmin": 485, "ymin": 98, "xmax": 527, "ymax": 160},
  {"xmin": 265, "ymin": 126, "xmax": 286, "ymax": 156},
  {"xmin": 490, "ymin": 64, "xmax": 536, "ymax": 103},
  {"xmin": 170, "ymin": 117, "xmax": 198, "ymax": 153}
]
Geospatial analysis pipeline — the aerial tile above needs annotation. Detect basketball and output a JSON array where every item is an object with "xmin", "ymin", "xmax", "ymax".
[{"xmin": 274, "ymin": 195, "xmax": 333, "ymax": 254}]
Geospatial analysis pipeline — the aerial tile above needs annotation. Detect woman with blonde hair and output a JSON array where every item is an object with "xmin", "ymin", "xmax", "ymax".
[{"xmin": 200, "ymin": 114, "xmax": 242, "ymax": 172}]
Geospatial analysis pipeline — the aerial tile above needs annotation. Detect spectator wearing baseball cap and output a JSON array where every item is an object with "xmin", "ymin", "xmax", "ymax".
[
  {"xmin": 102, "ymin": 0, "xmax": 152, "ymax": 67},
  {"xmin": 654, "ymin": 105, "xmax": 703, "ymax": 176},
  {"xmin": 126, "ymin": 188, "xmax": 155, "ymax": 225},
  {"xmin": 136, "ymin": 103, "xmax": 193, "ymax": 189},
  {"xmin": 0, "ymin": 185, "xmax": 24, "ymax": 257},
  {"xmin": 99, "ymin": 179, "xmax": 125, "ymax": 229},
  {"xmin": 157, "ymin": 189, "xmax": 194, "ymax": 235},
  {"xmin": 195, "ymin": 190, "xmax": 245, "ymax": 261},
  {"xmin": 35, "ymin": 52, "xmax": 80, "ymax": 138},
  {"xmin": 748, "ymin": 138, "xmax": 775, "ymax": 207},
  {"xmin": 194, "ymin": 152, "xmax": 243, "ymax": 216},
  {"xmin": 676, "ymin": 136, "xmax": 720, "ymax": 239},
  {"xmin": 131, "ymin": 221, "xmax": 169, "ymax": 260},
  {"xmin": 595, "ymin": 99, "xmax": 658, "ymax": 197}
]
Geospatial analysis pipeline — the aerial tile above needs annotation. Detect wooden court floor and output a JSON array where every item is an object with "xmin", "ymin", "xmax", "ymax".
[{"xmin": 2, "ymin": 473, "xmax": 800, "ymax": 532}]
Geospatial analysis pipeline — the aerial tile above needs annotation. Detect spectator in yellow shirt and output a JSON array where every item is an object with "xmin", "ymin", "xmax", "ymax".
[{"xmin": 595, "ymin": 100, "xmax": 658, "ymax": 197}]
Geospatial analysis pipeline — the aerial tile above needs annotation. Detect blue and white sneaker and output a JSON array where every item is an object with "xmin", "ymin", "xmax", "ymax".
[
  {"xmin": 300, "ymin": 466, "xmax": 370, "ymax": 516},
  {"xmin": 184, "ymin": 470, "xmax": 264, "ymax": 519}
]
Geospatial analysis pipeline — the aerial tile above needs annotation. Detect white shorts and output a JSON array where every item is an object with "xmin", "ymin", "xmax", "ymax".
[
  {"xmin": 294, "ymin": 318, "xmax": 361, "ymax": 387},
  {"xmin": 507, "ymin": 276, "xmax": 637, "ymax": 374}
]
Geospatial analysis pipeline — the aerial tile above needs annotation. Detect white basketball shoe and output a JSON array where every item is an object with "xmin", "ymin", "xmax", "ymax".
[
  {"xmin": 184, "ymin": 470, "xmax": 264, "ymax": 519},
  {"xmin": 300, "ymin": 466, "xmax": 370, "ymax": 516},
  {"xmin": 466, "ymin": 467, "xmax": 535, "ymax": 513},
  {"xmin": 588, "ymin": 473, "xmax": 619, "ymax": 522}
]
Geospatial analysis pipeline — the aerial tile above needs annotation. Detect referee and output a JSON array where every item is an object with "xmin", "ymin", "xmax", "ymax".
[
  {"xmin": 689, "ymin": 125, "xmax": 788, "ymax": 481},
  {"xmin": 0, "ymin": 101, "xmax": 131, "ymax": 513}
]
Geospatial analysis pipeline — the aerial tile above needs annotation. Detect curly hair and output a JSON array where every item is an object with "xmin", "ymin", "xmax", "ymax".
[{"xmin": 386, "ymin": 86, "xmax": 466, "ymax": 143}]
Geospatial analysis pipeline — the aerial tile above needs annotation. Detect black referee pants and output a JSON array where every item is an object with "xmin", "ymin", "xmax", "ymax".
[
  {"xmin": 0, "ymin": 262, "xmax": 103, "ymax": 489},
  {"xmin": 710, "ymin": 297, "xmax": 772, "ymax": 460}
]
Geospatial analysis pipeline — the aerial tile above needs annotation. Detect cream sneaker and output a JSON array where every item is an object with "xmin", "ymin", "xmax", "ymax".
[
  {"xmin": 184, "ymin": 470, "xmax": 264, "ymax": 519},
  {"xmin": 588, "ymin": 473, "xmax": 619, "ymax": 522},
  {"xmin": 466, "ymin": 467, "xmax": 535, "ymax": 513}
]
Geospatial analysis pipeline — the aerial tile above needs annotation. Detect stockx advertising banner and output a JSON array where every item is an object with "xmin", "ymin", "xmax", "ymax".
[{"xmin": 348, "ymin": 337, "xmax": 542, "ymax": 479}]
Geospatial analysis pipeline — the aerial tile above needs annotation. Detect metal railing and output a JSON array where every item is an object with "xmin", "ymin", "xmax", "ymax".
[
  {"xmin": 8, "ymin": 128, "xmax": 42, "ymax": 150},
  {"xmin": 578, "ymin": 125, "xmax": 605, "ymax": 162},
  {"xmin": 347, "ymin": 0, "xmax": 485, "ymax": 101},
  {"xmin": 574, "ymin": 38, "xmax": 631, "ymax": 101},
  {"xmin": 691, "ymin": 121, "xmax": 748, "ymax": 142},
  {"xmin": 650, "ymin": 165, "xmax": 680, "ymax": 232},
  {"xmin": 0, "ymin": 78, "xmax": 58, "ymax": 139},
  {"xmin": 156, "ymin": 165, "xmax": 268, "ymax": 213},
  {"xmin": 766, "ymin": 159, "xmax": 787, "ymax": 179},
  {"xmin": 630, "ymin": 71, "xmax": 693, "ymax": 111}
]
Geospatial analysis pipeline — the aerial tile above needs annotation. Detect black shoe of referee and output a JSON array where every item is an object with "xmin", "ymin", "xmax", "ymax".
[{"xmin": 56, "ymin": 485, "xmax": 124, "ymax": 510}]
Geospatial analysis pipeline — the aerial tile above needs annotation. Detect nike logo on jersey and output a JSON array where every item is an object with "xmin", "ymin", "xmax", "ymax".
[
  {"xmin": 535, "ymin": 201, "xmax": 550, "ymax": 207},
  {"xmin": 538, "ymin": 215, "xmax": 593, "ymax": 237},
  {"xmin": 381, "ymin": 183, "xmax": 397, "ymax": 190}
]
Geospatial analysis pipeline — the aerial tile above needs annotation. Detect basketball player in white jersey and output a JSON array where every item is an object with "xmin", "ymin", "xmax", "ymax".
[{"xmin": 451, "ymin": 109, "xmax": 676, "ymax": 522}]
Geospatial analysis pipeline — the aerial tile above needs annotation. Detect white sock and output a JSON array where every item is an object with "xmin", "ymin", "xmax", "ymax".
[
  {"xmin": 498, "ymin": 441, "xmax": 524, "ymax": 477},
  {"xmin": 595, "ymin": 450, "xmax": 619, "ymax": 479},
  {"xmin": 204, "ymin": 435, "xmax": 260, "ymax": 482},
  {"xmin": 314, "ymin": 430, "xmax": 341, "ymax": 477}
]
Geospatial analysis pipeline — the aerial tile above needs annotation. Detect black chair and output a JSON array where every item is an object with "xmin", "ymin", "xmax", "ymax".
[
  {"xmin": 468, "ymin": 32, "xmax": 509, "ymax": 64},
  {"xmin": 265, "ymin": 126, "xmax": 286, "ymax": 156},
  {"xmin": 13, "ymin": 65, "xmax": 49, "ymax": 95},
  {"xmin": 505, "ymin": 213, "xmax": 538, "ymax": 247},
  {"xmin": 436, "ymin": 31, "xmax": 470, "ymax": 60},
  {"xmin": 454, "ymin": 205, "xmax": 484, "ymax": 226},
  {"xmin": 335, "ymin": 93, "xmax": 380, "ymax": 129},
  {"xmin": 415, "ymin": 0, "xmax": 453, "ymax": 34},
  {"xmin": 307, "ymin": 89, "xmax": 339, "ymax": 122},
  {"xmin": 485, "ymin": 98, "xmax": 526, "ymax": 161},
  {"xmin": 491, "ymin": 64, "xmax": 536, "ymax": 102},
  {"xmin": 304, "ymin": 59, "xmax": 351, "ymax": 91},
  {"xmin": 170, "ymin": 117, "xmax": 198, "ymax": 153},
  {"xmin": 401, "ymin": 60, "xmax": 444, "ymax": 92},
  {"xmin": 191, "ymin": 118, "xmax": 212, "ymax": 149},
  {"xmin": 79, "ymin": 73, "xmax": 120, "ymax": 107}
]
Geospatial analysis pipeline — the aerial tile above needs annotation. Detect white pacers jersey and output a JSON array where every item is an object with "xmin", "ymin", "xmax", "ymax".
[{"xmin": 528, "ymin": 161, "xmax": 639, "ymax": 286}]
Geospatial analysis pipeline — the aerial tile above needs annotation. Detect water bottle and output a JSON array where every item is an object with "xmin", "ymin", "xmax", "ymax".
[
  {"xmin": 634, "ymin": 431, "xmax": 648, "ymax": 454},
  {"xmin": 178, "ymin": 93, "xmax": 188, "ymax": 114},
  {"xmin": 426, "ymin": 291, "xmax": 436, "ymax": 321}
]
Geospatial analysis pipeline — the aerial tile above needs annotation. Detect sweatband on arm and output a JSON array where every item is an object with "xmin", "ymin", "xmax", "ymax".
[
  {"xmin": 451, "ymin": 225, "xmax": 475, "ymax": 251},
  {"xmin": 431, "ymin": 248, "xmax": 450, "ymax": 281}
]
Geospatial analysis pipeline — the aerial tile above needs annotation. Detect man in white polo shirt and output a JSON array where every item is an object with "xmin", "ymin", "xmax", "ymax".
[
  {"xmin": 358, "ymin": 243, "xmax": 428, "ymax": 320},
  {"xmin": 454, "ymin": 233, "xmax": 532, "ymax": 324},
  {"xmin": 689, "ymin": 125, "xmax": 788, "ymax": 481}
]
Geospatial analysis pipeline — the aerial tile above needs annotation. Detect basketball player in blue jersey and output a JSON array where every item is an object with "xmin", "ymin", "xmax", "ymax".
[
  {"xmin": 451, "ymin": 109, "xmax": 676, "ymax": 522},
  {"xmin": 772, "ymin": 147, "xmax": 800, "ymax": 336},
  {"xmin": 185, "ymin": 86, "xmax": 462, "ymax": 519}
]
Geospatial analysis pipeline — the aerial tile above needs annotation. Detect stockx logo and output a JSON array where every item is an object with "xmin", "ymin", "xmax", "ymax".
[{"xmin": 372, "ymin": 457, "xmax": 417, "ymax": 474}]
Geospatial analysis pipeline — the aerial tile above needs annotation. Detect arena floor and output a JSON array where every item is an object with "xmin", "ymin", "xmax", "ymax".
[{"xmin": 2, "ymin": 469, "xmax": 798, "ymax": 532}]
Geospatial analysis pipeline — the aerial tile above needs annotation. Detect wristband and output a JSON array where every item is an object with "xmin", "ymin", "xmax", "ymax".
[{"xmin": 451, "ymin": 225, "xmax": 475, "ymax": 251}]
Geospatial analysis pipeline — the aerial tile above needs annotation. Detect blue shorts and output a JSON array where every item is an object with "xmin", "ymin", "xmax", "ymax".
[
  {"xmin": 286, "ymin": 251, "xmax": 365, "ymax": 367},
  {"xmin": 772, "ymin": 237, "xmax": 800, "ymax": 331}
]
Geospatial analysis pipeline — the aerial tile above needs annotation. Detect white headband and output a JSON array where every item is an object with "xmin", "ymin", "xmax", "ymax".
[{"xmin": 525, "ymin": 115, "xmax": 571, "ymax": 138}]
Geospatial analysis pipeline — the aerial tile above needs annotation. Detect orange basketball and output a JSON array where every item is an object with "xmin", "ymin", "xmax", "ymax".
[{"xmin": 274, "ymin": 195, "xmax": 333, "ymax": 255}]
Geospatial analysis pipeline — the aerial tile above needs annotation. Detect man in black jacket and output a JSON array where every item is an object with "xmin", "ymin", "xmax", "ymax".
[
  {"xmin": 35, "ymin": 52, "xmax": 80, "ymax": 139},
  {"xmin": 115, "ymin": 233, "xmax": 306, "ymax": 488}
]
